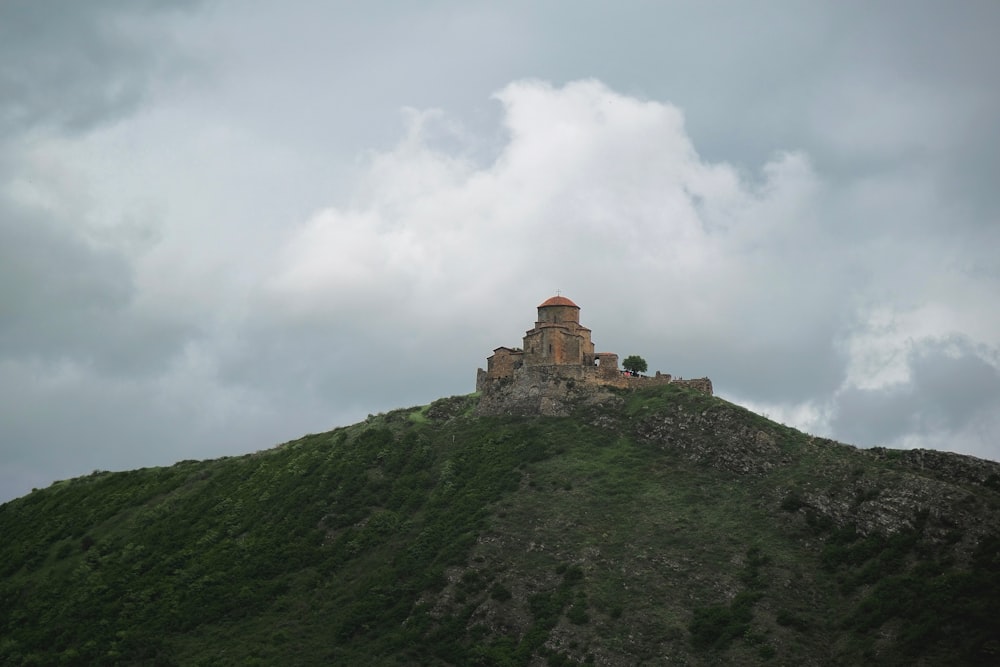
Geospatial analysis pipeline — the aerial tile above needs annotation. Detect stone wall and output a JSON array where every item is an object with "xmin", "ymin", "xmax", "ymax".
[
  {"xmin": 623, "ymin": 371, "xmax": 671, "ymax": 389},
  {"xmin": 486, "ymin": 348, "xmax": 522, "ymax": 380},
  {"xmin": 522, "ymin": 323, "xmax": 594, "ymax": 367},
  {"xmin": 475, "ymin": 365, "xmax": 617, "ymax": 417},
  {"xmin": 536, "ymin": 304, "xmax": 580, "ymax": 325},
  {"xmin": 475, "ymin": 363, "xmax": 714, "ymax": 416},
  {"xmin": 671, "ymin": 377, "xmax": 714, "ymax": 395}
]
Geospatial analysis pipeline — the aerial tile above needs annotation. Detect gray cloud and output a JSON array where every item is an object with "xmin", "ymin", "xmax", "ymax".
[
  {"xmin": 0, "ymin": 0, "xmax": 205, "ymax": 374},
  {"xmin": 0, "ymin": 203, "xmax": 130, "ymax": 356},
  {"xmin": 0, "ymin": 134, "xmax": 198, "ymax": 379},
  {"xmin": 0, "ymin": 0, "xmax": 201, "ymax": 136},
  {"xmin": 830, "ymin": 338, "xmax": 1000, "ymax": 447},
  {"xmin": 1, "ymin": 2, "xmax": 999, "ymax": 503}
]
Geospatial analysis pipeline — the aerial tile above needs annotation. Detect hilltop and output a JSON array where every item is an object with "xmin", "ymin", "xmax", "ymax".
[
  {"xmin": 476, "ymin": 294, "xmax": 713, "ymax": 417},
  {"xmin": 1, "ymin": 385, "xmax": 999, "ymax": 665}
]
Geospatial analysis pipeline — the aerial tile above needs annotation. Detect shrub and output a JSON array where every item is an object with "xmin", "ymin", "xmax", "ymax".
[
  {"xmin": 567, "ymin": 603, "xmax": 590, "ymax": 625},
  {"xmin": 490, "ymin": 584, "xmax": 512, "ymax": 602}
]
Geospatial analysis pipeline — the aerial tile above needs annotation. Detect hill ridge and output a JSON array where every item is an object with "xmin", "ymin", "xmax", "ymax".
[{"xmin": 1, "ymin": 385, "xmax": 998, "ymax": 665}]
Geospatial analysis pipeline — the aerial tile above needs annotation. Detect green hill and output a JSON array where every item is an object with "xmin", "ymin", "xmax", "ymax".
[{"xmin": 2, "ymin": 385, "xmax": 999, "ymax": 665}]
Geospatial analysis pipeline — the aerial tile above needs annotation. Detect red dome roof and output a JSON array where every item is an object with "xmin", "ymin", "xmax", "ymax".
[{"xmin": 538, "ymin": 295, "xmax": 579, "ymax": 308}]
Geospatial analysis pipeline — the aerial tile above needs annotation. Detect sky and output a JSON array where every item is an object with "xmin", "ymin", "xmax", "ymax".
[{"xmin": 1, "ymin": 0, "xmax": 998, "ymax": 502}]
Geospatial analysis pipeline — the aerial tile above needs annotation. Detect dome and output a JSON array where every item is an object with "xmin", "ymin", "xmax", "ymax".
[{"xmin": 538, "ymin": 295, "xmax": 579, "ymax": 308}]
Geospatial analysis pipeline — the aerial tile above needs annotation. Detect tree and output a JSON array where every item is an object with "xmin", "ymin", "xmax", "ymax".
[{"xmin": 622, "ymin": 355, "xmax": 647, "ymax": 375}]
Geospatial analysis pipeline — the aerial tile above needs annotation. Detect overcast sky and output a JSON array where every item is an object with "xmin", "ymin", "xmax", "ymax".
[{"xmin": 1, "ymin": 0, "xmax": 998, "ymax": 502}]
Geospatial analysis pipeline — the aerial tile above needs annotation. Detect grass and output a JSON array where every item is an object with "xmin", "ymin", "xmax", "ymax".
[
  {"xmin": 1, "ymin": 385, "xmax": 998, "ymax": 665},
  {"xmin": 407, "ymin": 404, "xmax": 430, "ymax": 423}
]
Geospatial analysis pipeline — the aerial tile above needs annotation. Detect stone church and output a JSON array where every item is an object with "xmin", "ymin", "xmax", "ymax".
[{"xmin": 475, "ymin": 295, "xmax": 711, "ymax": 416}]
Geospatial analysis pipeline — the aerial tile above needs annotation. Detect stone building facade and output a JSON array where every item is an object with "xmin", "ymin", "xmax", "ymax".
[{"xmin": 475, "ymin": 295, "xmax": 712, "ymax": 416}]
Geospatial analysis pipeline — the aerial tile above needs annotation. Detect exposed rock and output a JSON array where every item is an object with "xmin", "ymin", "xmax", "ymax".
[{"xmin": 632, "ymin": 404, "xmax": 790, "ymax": 476}]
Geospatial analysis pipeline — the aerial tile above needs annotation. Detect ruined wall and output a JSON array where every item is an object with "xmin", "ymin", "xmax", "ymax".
[
  {"xmin": 671, "ymin": 377, "xmax": 714, "ymax": 395},
  {"xmin": 475, "ymin": 363, "xmax": 713, "ymax": 417},
  {"xmin": 477, "ymin": 343, "xmax": 714, "ymax": 408},
  {"xmin": 623, "ymin": 372, "xmax": 671, "ymax": 389},
  {"xmin": 475, "ymin": 365, "xmax": 617, "ymax": 416},
  {"xmin": 622, "ymin": 373, "xmax": 712, "ymax": 395}
]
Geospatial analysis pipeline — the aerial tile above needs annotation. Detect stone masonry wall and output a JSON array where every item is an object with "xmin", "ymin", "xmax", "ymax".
[
  {"xmin": 475, "ymin": 364, "xmax": 714, "ymax": 416},
  {"xmin": 487, "ymin": 348, "xmax": 522, "ymax": 380},
  {"xmin": 670, "ymin": 377, "xmax": 714, "ymax": 395},
  {"xmin": 475, "ymin": 365, "xmax": 616, "ymax": 417}
]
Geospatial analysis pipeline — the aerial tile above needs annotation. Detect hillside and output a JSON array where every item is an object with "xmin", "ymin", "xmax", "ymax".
[{"xmin": 2, "ymin": 385, "xmax": 999, "ymax": 666}]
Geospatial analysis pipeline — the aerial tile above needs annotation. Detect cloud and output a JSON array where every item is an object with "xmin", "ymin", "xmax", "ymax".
[
  {"xmin": 0, "ymin": 0, "xmax": 202, "ymax": 137},
  {"xmin": 257, "ymin": 78, "xmax": 1000, "ymax": 454},
  {"xmin": 2, "ymin": 45, "xmax": 998, "ymax": 504},
  {"xmin": 0, "ymin": 137, "xmax": 201, "ymax": 378},
  {"xmin": 263, "ymin": 81, "xmax": 849, "ymax": 401},
  {"xmin": 0, "ymin": 0, "xmax": 219, "ymax": 501},
  {"xmin": 0, "ymin": 0, "xmax": 209, "ymax": 377},
  {"xmin": 829, "ymin": 337, "xmax": 1000, "ymax": 457}
]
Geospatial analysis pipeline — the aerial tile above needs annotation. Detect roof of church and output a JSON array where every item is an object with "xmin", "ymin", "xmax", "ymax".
[{"xmin": 538, "ymin": 295, "xmax": 579, "ymax": 308}]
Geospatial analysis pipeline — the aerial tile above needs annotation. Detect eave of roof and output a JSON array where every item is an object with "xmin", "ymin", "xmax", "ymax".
[{"xmin": 538, "ymin": 295, "xmax": 579, "ymax": 308}]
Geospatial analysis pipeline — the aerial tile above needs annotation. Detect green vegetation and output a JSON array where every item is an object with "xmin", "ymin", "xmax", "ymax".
[
  {"xmin": 621, "ymin": 354, "xmax": 648, "ymax": 374},
  {"xmin": 1, "ymin": 386, "xmax": 998, "ymax": 665}
]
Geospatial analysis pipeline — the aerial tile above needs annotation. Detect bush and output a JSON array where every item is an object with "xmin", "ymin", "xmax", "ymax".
[
  {"xmin": 779, "ymin": 492, "xmax": 806, "ymax": 512},
  {"xmin": 490, "ymin": 584, "xmax": 512, "ymax": 602},
  {"xmin": 690, "ymin": 592, "xmax": 760, "ymax": 650},
  {"xmin": 567, "ymin": 602, "xmax": 590, "ymax": 625}
]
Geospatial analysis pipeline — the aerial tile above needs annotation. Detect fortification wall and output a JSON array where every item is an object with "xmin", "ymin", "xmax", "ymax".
[
  {"xmin": 671, "ymin": 377, "xmax": 714, "ymax": 395},
  {"xmin": 621, "ymin": 373, "xmax": 711, "ymax": 394},
  {"xmin": 475, "ymin": 364, "xmax": 713, "ymax": 416},
  {"xmin": 623, "ymin": 371, "xmax": 671, "ymax": 389},
  {"xmin": 475, "ymin": 365, "xmax": 616, "ymax": 416}
]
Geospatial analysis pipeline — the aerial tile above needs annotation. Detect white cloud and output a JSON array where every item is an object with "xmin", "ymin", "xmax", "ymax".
[
  {"xmin": 256, "ymin": 79, "xmax": 1000, "ymax": 466},
  {"xmin": 266, "ymin": 81, "xmax": 824, "ymax": 340},
  {"xmin": 3, "ymin": 0, "xmax": 999, "ymax": 503}
]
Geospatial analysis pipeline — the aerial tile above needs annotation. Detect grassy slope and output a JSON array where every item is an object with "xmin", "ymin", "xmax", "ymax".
[{"xmin": 1, "ymin": 386, "xmax": 998, "ymax": 666}]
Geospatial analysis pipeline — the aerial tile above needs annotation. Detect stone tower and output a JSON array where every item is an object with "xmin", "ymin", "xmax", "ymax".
[{"xmin": 521, "ymin": 295, "xmax": 596, "ymax": 367}]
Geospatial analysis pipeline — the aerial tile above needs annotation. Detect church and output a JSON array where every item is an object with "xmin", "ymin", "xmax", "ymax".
[
  {"xmin": 477, "ymin": 295, "xmax": 623, "ymax": 388},
  {"xmin": 475, "ymin": 295, "xmax": 711, "ymax": 416}
]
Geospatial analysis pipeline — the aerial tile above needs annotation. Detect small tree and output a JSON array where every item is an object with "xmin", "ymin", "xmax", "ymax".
[{"xmin": 622, "ymin": 355, "xmax": 648, "ymax": 375}]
